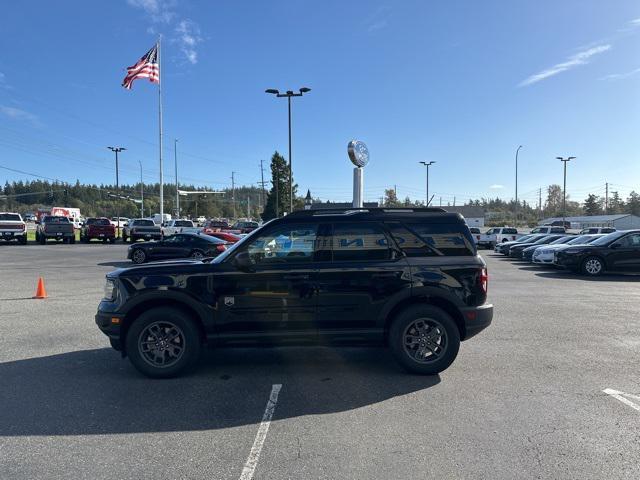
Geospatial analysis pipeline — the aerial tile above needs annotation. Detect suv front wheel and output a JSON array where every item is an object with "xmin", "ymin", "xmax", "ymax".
[
  {"xmin": 389, "ymin": 305, "xmax": 460, "ymax": 375},
  {"xmin": 125, "ymin": 307, "xmax": 202, "ymax": 378}
]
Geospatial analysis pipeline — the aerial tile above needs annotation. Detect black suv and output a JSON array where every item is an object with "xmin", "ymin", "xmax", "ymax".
[{"xmin": 96, "ymin": 208, "xmax": 493, "ymax": 378}]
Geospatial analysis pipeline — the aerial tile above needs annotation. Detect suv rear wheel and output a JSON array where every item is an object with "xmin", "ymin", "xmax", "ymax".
[
  {"xmin": 125, "ymin": 307, "xmax": 202, "ymax": 378},
  {"xmin": 389, "ymin": 305, "xmax": 460, "ymax": 375},
  {"xmin": 582, "ymin": 256, "xmax": 604, "ymax": 276}
]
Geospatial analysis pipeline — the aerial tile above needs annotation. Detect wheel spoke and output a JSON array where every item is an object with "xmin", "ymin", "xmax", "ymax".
[{"xmin": 403, "ymin": 317, "xmax": 448, "ymax": 364}]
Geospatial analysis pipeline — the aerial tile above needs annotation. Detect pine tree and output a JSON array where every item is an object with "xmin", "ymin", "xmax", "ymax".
[
  {"xmin": 627, "ymin": 191, "xmax": 640, "ymax": 216},
  {"xmin": 608, "ymin": 191, "xmax": 625, "ymax": 214},
  {"xmin": 583, "ymin": 194, "xmax": 603, "ymax": 215},
  {"xmin": 261, "ymin": 151, "xmax": 296, "ymax": 221}
]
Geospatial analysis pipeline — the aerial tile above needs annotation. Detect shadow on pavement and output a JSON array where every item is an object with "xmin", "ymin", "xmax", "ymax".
[
  {"xmin": 0, "ymin": 347, "xmax": 440, "ymax": 437},
  {"xmin": 97, "ymin": 261, "xmax": 133, "ymax": 268},
  {"xmin": 534, "ymin": 271, "xmax": 639, "ymax": 282}
]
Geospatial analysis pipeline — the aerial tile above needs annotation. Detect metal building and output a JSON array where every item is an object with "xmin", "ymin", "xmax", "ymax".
[{"xmin": 541, "ymin": 214, "xmax": 640, "ymax": 230}]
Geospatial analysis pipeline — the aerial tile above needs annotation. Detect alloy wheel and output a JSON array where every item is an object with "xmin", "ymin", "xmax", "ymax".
[
  {"xmin": 584, "ymin": 258, "xmax": 602, "ymax": 275},
  {"xmin": 137, "ymin": 321, "xmax": 186, "ymax": 368},
  {"xmin": 402, "ymin": 318, "xmax": 447, "ymax": 364},
  {"xmin": 132, "ymin": 249, "xmax": 146, "ymax": 263}
]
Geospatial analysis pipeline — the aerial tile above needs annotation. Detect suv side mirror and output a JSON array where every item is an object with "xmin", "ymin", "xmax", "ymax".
[{"xmin": 233, "ymin": 251, "xmax": 254, "ymax": 272}]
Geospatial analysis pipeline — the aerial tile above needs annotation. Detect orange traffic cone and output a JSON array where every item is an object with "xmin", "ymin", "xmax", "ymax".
[{"xmin": 33, "ymin": 277, "xmax": 47, "ymax": 299}]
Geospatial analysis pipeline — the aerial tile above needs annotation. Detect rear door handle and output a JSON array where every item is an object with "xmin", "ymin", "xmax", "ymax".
[{"xmin": 283, "ymin": 274, "xmax": 310, "ymax": 280}]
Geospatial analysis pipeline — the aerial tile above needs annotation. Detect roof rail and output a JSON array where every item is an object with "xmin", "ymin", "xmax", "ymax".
[{"xmin": 286, "ymin": 207, "xmax": 447, "ymax": 217}]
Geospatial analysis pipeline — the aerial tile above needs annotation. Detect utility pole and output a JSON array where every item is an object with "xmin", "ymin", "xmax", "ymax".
[
  {"xmin": 454, "ymin": 196, "xmax": 456, "ymax": 206},
  {"xmin": 439, "ymin": 196, "xmax": 442, "ymax": 207},
  {"xmin": 107, "ymin": 146, "xmax": 126, "ymax": 237},
  {"xmin": 538, "ymin": 187, "xmax": 542, "ymax": 220},
  {"xmin": 605, "ymin": 182, "xmax": 609, "ymax": 214},
  {"xmin": 515, "ymin": 145, "xmax": 523, "ymax": 226},
  {"xmin": 138, "ymin": 160, "xmax": 144, "ymax": 218},
  {"xmin": 247, "ymin": 195, "xmax": 250, "ymax": 218},
  {"xmin": 557, "ymin": 156, "xmax": 576, "ymax": 226},
  {"xmin": 259, "ymin": 160, "xmax": 267, "ymax": 209},
  {"xmin": 174, "ymin": 139, "xmax": 179, "ymax": 218},
  {"xmin": 231, "ymin": 171, "xmax": 236, "ymax": 219}
]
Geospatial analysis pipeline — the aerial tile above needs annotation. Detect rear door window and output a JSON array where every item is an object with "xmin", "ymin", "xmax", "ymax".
[{"xmin": 331, "ymin": 222, "xmax": 392, "ymax": 262}]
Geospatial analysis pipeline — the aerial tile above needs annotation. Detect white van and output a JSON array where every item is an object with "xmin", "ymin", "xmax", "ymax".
[{"xmin": 152, "ymin": 213, "xmax": 172, "ymax": 225}]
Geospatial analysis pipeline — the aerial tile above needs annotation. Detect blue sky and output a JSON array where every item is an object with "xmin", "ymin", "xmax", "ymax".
[{"xmin": 0, "ymin": 0, "xmax": 639, "ymax": 206}]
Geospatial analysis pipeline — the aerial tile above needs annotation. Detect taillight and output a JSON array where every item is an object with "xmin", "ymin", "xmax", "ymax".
[
  {"xmin": 480, "ymin": 267, "xmax": 488, "ymax": 294},
  {"xmin": 216, "ymin": 244, "xmax": 226, "ymax": 253}
]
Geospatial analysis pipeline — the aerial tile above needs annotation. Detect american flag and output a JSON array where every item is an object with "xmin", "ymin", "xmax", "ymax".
[{"xmin": 122, "ymin": 44, "xmax": 159, "ymax": 90}]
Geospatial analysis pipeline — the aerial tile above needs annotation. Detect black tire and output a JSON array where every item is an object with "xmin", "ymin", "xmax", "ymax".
[
  {"xmin": 581, "ymin": 256, "xmax": 604, "ymax": 276},
  {"xmin": 125, "ymin": 307, "xmax": 202, "ymax": 378},
  {"xmin": 389, "ymin": 304, "xmax": 460, "ymax": 375},
  {"xmin": 131, "ymin": 248, "xmax": 147, "ymax": 264}
]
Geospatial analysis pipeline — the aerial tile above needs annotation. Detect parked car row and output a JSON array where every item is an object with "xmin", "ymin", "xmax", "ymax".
[{"xmin": 494, "ymin": 230, "xmax": 640, "ymax": 276}]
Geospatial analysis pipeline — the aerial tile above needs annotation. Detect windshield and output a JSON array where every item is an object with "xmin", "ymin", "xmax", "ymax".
[
  {"xmin": 590, "ymin": 231, "xmax": 628, "ymax": 246},
  {"xmin": 211, "ymin": 220, "xmax": 273, "ymax": 263},
  {"xmin": 549, "ymin": 236, "xmax": 573, "ymax": 245},
  {"xmin": 43, "ymin": 216, "xmax": 69, "ymax": 223}
]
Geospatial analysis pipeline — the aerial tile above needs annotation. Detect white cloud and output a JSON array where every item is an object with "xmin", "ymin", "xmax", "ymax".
[
  {"xmin": 489, "ymin": 184, "xmax": 505, "ymax": 190},
  {"xmin": 519, "ymin": 44, "xmax": 611, "ymax": 87},
  {"xmin": 601, "ymin": 67, "xmax": 640, "ymax": 81},
  {"xmin": 126, "ymin": 0, "xmax": 175, "ymax": 24},
  {"xmin": 631, "ymin": 18, "xmax": 640, "ymax": 26},
  {"xmin": 364, "ymin": 5, "xmax": 390, "ymax": 33},
  {"xmin": 175, "ymin": 19, "xmax": 202, "ymax": 65},
  {"xmin": 0, "ymin": 105, "xmax": 40, "ymax": 126}
]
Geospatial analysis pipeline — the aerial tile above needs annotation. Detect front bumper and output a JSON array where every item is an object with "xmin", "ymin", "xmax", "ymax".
[
  {"xmin": 460, "ymin": 304, "xmax": 493, "ymax": 340},
  {"xmin": 95, "ymin": 311, "xmax": 124, "ymax": 346},
  {"xmin": 554, "ymin": 252, "xmax": 581, "ymax": 269},
  {"xmin": 532, "ymin": 254, "xmax": 554, "ymax": 264}
]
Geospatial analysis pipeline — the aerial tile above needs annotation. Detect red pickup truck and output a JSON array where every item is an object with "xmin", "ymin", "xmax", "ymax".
[{"xmin": 80, "ymin": 217, "xmax": 116, "ymax": 243}]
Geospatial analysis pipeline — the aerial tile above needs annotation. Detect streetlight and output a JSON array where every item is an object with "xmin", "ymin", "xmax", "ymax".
[
  {"xmin": 515, "ymin": 145, "xmax": 523, "ymax": 226},
  {"xmin": 419, "ymin": 161, "xmax": 436, "ymax": 206},
  {"xmin": 556, "ymin": 156, "xmax": 576, "ymax": 226},
  {"xmin": 265, "ymin": 87, "xmax": 311, "ymax": 214},
  {"xmin": 107, "ymin": 146, "xmax": 126, "ymax": 237},
  {"xmin": 138, "ymin": 159, "xmax": 144, "ymax": 218}
]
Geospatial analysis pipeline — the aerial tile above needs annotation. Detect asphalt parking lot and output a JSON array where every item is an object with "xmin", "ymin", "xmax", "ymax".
[{"xmin": 1, "ymin": 243, "xmax": 639, "ymax": 479}]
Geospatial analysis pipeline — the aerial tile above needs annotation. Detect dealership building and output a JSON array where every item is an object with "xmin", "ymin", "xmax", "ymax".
[{"xmin": 541, "ymin": 214, "xmax": 640, "ymax": 230}]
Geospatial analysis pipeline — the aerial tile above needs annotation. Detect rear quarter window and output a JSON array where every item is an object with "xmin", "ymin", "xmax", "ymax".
[{"xmin": 390, "ymin": 222, "xmax": 476, "ymax": 257}]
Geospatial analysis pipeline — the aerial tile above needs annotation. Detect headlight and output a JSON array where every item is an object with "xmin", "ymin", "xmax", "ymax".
[{"xmin": 103, "ymin": 278, "xmax": 117, "ymax": 301}]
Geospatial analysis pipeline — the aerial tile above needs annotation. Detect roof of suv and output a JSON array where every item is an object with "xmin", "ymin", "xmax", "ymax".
[{"xmin": 285, "ymin": 207, "xmax": 465, "ymax": 224}]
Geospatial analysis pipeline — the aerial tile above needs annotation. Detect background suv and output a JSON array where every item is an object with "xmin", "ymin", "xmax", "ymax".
[{"xmin": 96, "ymin": 208, "xmax": 493, "ymax": 378}]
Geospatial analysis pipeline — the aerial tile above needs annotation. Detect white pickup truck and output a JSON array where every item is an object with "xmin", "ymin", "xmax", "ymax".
[
  {"xmin": 0, "ymin": 212, "xmax": 27, "ymax": 245},
  {"xmin": 161, "ymin": 219, "xmax": 202, "ymax": 237},
  {"xmin": 476, "ymin": 227, "xmax": 522, "ymax": 249}
]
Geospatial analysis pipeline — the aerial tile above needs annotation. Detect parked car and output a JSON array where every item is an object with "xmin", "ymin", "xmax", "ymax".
[
  {"xmin": 495, "ymin": 234, "xmax": 545, "ymax": 255},
  {"xmin": 531, "ymin": 226, "xmax": 566, "ymax": 234},
  {"xmin": 0, "ymin": 212, "xmax": 27, "ymax": 244},
  {"xmin": 127, "ymin": 232, "xmax": 229, "ymax": 264},
  {"xmin": 80, "ymin": 217, "xmax": 116, "ymax": 243},
  {"xmin": 35, "ymin": 216, "xmax": 75, "ymax": 244},
  {"xmin": 520, "ymin": 235, "xmax": 575, "ymax": 262},
  {"xmin": 554, "ymin": 230, "xmax": 640, "ymax": 276},
  {"xmin": 96, "ymin": 207, "xmax": 493, "ymax": 378},
  {"xmin": 532, "ymin": 234, "xmax": 605, "ymax": 265},
  {"xmin": 23, "ymin": 213, "xmax": 37, "ymax": 222},
  {"xmin": 195, "ymin": 216, "xmax": 207, "ymax": 226},
  {"xmin": 543, "ymin": 220, "xmax": 572, "ymax": 229},
  {"xmin": 509, "ymin": 234, "xmax": 565, "ymax": 259},
  {"xmin": 205, "ymin": 231, "xmax": 242, "ymax": 243},
  {"xmin": 579, "ymin": 227, "xmax": 616, "ymax": 234},
  {"xmin": 161, "ymin": 219, "xmax": 201, "ymax": 237},
  {"xmin": 477, "ymin": 227, "xmax": 521, "ymax": 249},
  {"xmin": 122, "ymin": 218, "xmax": 162, "ymax": 243},
  {"xmin": 231, "ymin": 220, "xmax": 259, "ymax": 233}
]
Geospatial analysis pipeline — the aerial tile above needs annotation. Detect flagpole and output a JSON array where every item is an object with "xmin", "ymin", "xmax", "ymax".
[{"xmin": 158, "ymin": 37, "xmax": 164, "ymax": 223}]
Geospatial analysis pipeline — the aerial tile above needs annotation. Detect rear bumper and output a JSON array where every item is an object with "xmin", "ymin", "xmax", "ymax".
[{"xmin": 460, "ymin": 304, "xmax": 493, "ymax": 340}]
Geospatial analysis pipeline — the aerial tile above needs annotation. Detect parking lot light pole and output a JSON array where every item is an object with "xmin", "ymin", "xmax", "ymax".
[
  {"xmin": 265, "ymin": 87, "xmax": 311, "ymax": 214},
  {"xmin": 419, "ymin": 161, "xmax": 436, "ymax": 206},
  {"xmin": 515, "ymin": 145, "xmax": 522, "ymax": 226},
  {"xmin": 107, "ymin": 146, "xmax": 126, "ymax": 237},
  {"xmin": 556, "ymin": 156, "xmax": 576, "ymax": 226}
]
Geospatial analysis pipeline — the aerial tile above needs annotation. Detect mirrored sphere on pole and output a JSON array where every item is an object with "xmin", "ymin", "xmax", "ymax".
[{"xmin": 348, "ymin": 140, "xmax": 370, "ymax": 168}]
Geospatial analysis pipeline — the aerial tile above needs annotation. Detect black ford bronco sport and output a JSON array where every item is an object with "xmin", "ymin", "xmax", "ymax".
[{"xmin": 96, "ymin": 208, "xmax": 493, "ymax": 378}]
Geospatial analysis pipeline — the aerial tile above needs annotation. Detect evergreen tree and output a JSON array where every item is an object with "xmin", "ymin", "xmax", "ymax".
[
  {"xmin": 583, "ymin": 194, "xmax": 603, "ymax": 215},
  {"xmin": 261, "ymin": 151, "xmax": 296, "ymax": 221},
  {"xmin": 608, "ymin": 191, "xmax": 625, "ymax": 214},
  {"xmin": 627, "ymin": 191, "xmax": 640, "ymax": 216},
  {"xmin": 383, "ymin": 188, "xmax": 401, "ymax": 207}
]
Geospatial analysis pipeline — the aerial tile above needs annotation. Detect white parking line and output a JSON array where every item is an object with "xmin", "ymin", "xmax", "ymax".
[
  {"xmin": 239, "ymin": 384, "xmax": 282, "ymax": 480},
  {"xmin": 603, "ymin": 388, "xmax": 640, "ymax": 412}
]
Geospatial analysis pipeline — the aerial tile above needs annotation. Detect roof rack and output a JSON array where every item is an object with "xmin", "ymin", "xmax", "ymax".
[{"xmin": 286, "ymin": 207, "xmax": 447, "ymax": 217}]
